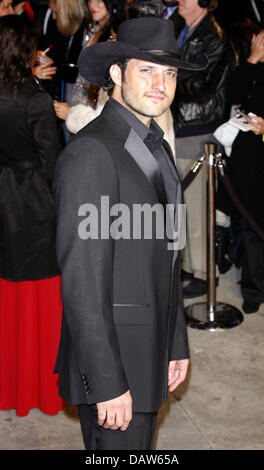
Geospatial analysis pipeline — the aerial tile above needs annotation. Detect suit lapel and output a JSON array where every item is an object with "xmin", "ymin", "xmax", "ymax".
[
  {"xmin": 124, "ymin": 128, "xmax": 162, "ymax": 200},
  {"xmin": 102, "ymin": 102, "xmax": 184, "ymax": 257},
  {"xmin": 158, "ymin": 144, "xmax": 184, "ymax": 265},
  {"xmin": 101, "ymin": 103, "xmax": 164, "ymax": 199}
]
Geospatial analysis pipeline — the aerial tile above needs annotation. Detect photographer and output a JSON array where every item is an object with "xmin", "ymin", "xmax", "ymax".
[{"xmin": 171, "ymin": 0, "xmax": 230, "ymax": 298}]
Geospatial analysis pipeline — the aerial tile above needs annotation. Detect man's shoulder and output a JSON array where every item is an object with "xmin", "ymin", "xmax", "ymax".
[
  {"xmin": 200, "ymin": 14, "xmax": 225, "ymax": 41},
  {"xmin": 185, "ymin": 13, "xmax": 222, "ymax": 44},
  {"xmin": 54, "ymin": 133, "xmax": 119, "ymax": 193},
  {"xmin": 57, "ymin": 133, "xmax": 111, "ymax": 171},
  {"xmin": 66, "ymin": 110, "xmax": 115, "ymax": 154},
  {"xmin": 190, "ymin": 14, "xmax": 227, "ymax": 57},
  {"xmin": 55, "ymin": 103, "xmax": 128, "ymax": 181},
  {"xmin": 67, "ymin": 110, "xmax": 122, "ymax": 150}
]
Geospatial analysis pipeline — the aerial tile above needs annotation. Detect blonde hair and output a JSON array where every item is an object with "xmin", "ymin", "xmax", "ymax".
[{"xmin": 56, "ymin": 0, "xmax": 88, "ymax": 36}]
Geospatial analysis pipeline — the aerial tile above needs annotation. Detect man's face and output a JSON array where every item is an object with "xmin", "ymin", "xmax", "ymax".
[
  {"xmin": 111, "ymin": 59, "xmax": 178, "ymax": 125},
  {"xmin": 178, "ymin": 0, "xmax": 200, "ymax": 18}
]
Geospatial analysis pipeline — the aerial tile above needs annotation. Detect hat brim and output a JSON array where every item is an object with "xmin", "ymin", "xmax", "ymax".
[{"xmin": 78, "ymin": 41, "xmax": 208, "ymax": 86}]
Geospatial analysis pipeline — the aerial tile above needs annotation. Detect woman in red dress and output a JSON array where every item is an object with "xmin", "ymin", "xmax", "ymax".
[{"xmin": 0, "ymin": 14, "xmax": 65, "ymax": 416}]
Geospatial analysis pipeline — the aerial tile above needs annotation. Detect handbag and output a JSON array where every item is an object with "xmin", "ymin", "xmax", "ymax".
[{"xmin": 214, "ymin": 107, "xmax": 257, "ymax": 156}]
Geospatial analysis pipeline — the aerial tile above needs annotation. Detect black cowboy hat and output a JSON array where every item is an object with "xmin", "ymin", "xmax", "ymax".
[{"xmin": 78, "ymin": 17, "xmax": 208, "ymax": 86}]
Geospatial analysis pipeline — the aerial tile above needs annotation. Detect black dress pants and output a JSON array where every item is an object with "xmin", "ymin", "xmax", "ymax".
[
  {"xmin": 241, "ymin": 227, "xmax": 264, "ymax": 304},
  {"xmin": 78, "ymin": 404, "xmax": 157, "ymax": 450}
]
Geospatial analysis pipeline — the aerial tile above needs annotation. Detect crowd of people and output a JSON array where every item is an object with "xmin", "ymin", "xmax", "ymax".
[{"xmin": 0, "ymin": 0, "xmax": 263, "ymax": 442}]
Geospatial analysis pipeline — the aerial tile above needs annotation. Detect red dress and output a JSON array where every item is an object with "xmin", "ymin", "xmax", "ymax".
[
  {"xmin": 0, "ymin": 79, "xmax": 65, "ymax": 416},
  {"xmin": 0, "ymin": 276, "xmax": 65, "ymax": 416}
]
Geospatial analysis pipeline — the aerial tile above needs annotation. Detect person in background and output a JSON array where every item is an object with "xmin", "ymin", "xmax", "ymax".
[
  {"xmin": 12, "ymin": 0, "xmax": 34, "ymax": 19},
  {"xmin": 33, "ymin": 0, "xmax": 68, "ymax": 100},
  {"xmin": 162, "ymin": 0, "xmax": 184, "ymax": 33},
  {"xmin": 0, "ymin": 15, "xmax": 64, "ymax": 417},
  {"xmin": 171, "ymin": 0, "xmax": 230, "ymax": 298},
  {"xmin": 12, "ymin": 0, "xmax": 26, "ymax": 16},
  {"xmin": 224, "ymin": 22, "xmax": 264, "ymax": 314},
  {"xmin": 53, "ymin": 0, "xmax": 89, "ymax": 114},
  {"xmin": 53, "ymin": 0, "xmax": 126, "ymax": 125}
]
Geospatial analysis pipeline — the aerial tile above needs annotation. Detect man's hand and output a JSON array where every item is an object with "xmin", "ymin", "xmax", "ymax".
[
  {"xmin": 96, "ymin": 390, "xmax": 132, "ymax": 431},
  {"xmin": 168, "ymin": 359, "xmax": 189, "ymax": 392}
]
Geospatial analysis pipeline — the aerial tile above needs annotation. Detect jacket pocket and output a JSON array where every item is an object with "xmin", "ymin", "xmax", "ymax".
[{"xmin": 112, "ymin": 304, "xmax": 150, "ymax": 326}]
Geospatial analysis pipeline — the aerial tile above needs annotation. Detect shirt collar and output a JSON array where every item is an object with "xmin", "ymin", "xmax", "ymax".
[{"xmin": 167, "ymin": 6, "xmax": 178, "ymax": 17}]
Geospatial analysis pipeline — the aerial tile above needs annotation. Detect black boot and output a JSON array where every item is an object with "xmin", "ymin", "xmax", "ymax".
[
  {"xmin": 183, "ymin": 277, "xmax": 219, "ymax": 299},
  {"xmin": 183, "ymin": 278, "xmax": 207, "ymax": 298},
  {"xmin": 215, "ymin": 225, "xmax": 233, "ymax": 274},
  {"xmin": 181, "ymin": 270, "xmax": 194, "ymax": 282},
  {"xmin": 242, "ymin": 301, "xmax": 260, "ymax": 314}
]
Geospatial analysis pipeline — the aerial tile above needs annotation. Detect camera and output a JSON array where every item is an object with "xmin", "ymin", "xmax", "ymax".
[{"xmin": 126, "ymin": 0, "xmax": 165, "ymax": 18}]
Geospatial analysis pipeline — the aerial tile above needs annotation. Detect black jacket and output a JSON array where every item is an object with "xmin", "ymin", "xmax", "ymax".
[
  {"xmin": 0, "ymin": 79, "xmax": 60, "ymax": 281},
  {"xmin": 225, "ymin": 61, "xmax": 264, "ymax": 230},
  {"xmin": 53, "ymin": 100, "xmax": 189, "ymax": 412},
  {"xmin": 172, "ymin": 13, "xmax": 230, "ymax": 137}
]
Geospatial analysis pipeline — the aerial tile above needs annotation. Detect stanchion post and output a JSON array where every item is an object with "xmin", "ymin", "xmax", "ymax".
[
  {"xmin": 206, "ymin": 143, "xmax": 216, "ymax": 319},
  {"xmin": 184, "ymin": 143, "xmax": 244, "ymax": 330}
]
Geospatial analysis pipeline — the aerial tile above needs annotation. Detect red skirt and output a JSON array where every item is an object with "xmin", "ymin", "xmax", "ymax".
[{"xmin": 0, "ymin": 275, "xmax": 66, "ymax": 416}]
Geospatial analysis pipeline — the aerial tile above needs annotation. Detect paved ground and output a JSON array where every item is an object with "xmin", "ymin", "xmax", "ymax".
[{"xmin": 0, "ymin": 265, "xmax": 263, "ymax": 451}]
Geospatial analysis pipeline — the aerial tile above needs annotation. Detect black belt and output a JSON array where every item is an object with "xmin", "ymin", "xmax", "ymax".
[{"xmin": 0, "ymin": 160, "xmax": 40, "ymax": 169}]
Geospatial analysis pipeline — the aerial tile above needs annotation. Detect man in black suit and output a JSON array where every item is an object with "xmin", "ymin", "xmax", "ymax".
[{"xmin": 53, "ymin": 17, "xmax": 206, "ymax": 450}]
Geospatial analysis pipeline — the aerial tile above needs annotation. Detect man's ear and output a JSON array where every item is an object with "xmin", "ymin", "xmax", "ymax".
[{"xmin": 109, "ymin": 64, "xmax": 122, "ymax": 88}]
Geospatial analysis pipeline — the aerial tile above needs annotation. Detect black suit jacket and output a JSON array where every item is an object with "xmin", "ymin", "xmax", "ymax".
[{"xmin": 53, "ymin": 100, "xmax": 189, "ymax": 413}]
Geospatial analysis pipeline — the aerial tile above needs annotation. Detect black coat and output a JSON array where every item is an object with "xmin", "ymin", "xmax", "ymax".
[
  {"xmin": 53, "ymin": 100, "xmax": 189, "ymax": 412},
  {"xmin": 0, "ymin": 79, "xmax": 60, "ymax": 281},
  {"xmin": 226, "ymin": 61, "xmax": 264, "ymax": 230},
  {"xmin": 172, "ymin": 13, "xmax": 230, "ymax": 136}
]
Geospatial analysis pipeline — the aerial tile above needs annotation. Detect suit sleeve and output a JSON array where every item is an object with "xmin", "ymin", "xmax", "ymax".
[
  {"xmin": 169, "ymin": 257, "xmax": 189, "ymax": 361},
  {"xmin": 54, "ymin": 136, "xmax": 129, "ymax": 404}
]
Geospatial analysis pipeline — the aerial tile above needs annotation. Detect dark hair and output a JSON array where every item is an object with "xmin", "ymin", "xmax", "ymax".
[
  {"xmin": 87, "ymin": 0, "xmax": 126, "ymax": 36},
  {"xmin": 103, "ymin": 58, "xmax": 130, "ymax": 95},
  {"xmin": 102, "ymin": 0, "xmax": 127, "ymax": 32},
  {"xmin": 0, "ymin": 15, "xmax": 39, "ymax": 94},
  {"xmin": 228, "ymin": 18, "xmax": 261, "ymax": 63}
]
